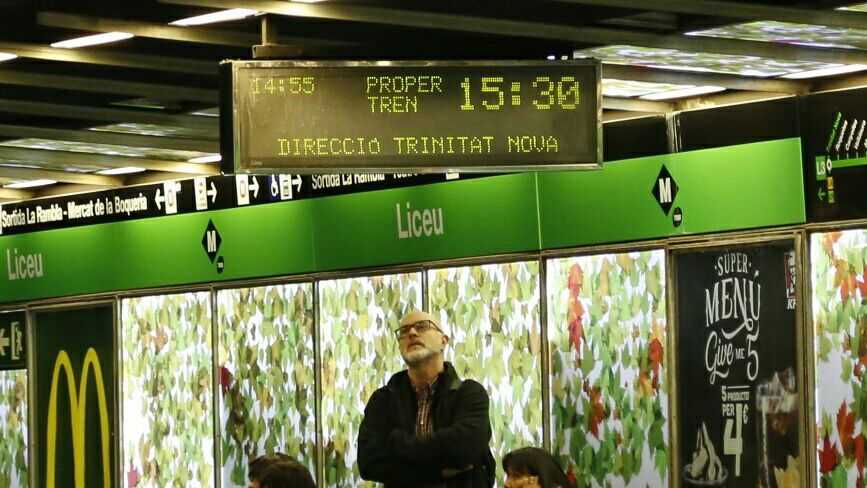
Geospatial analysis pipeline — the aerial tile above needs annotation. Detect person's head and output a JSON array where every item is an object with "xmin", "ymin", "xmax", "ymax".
[
  {"xmin": 258, "ymin": 459, "xmax": 316, "ymax": 488},
  {"xmin": 248, "ymin": 453, "xmax": 293, "ymax": 488},
  {"xmin": 502, "ymin": 447, "xmax": 574, "ymax": 488},
  {"xmin": 395, "ymin": 310, "xmax": 449, "ymax": 368}
]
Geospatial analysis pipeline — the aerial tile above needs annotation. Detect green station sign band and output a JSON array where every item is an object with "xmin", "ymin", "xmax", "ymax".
[
  {"xmin": 225, "ymin": 59, "xmax": 602, "ymax": 173},
  {"xmin": 0, "ymin": 138, "xmax": 805, "ymax": 304}
]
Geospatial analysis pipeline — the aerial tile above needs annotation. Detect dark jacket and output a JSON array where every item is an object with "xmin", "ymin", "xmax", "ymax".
[{"xmin": 357, "ymin": 362, "xmax": 495, "ymax": 488}]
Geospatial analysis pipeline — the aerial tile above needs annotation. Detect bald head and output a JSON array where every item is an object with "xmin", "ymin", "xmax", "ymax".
[{"xmin": 400, "ymin": 310, "xmax": 448, "ymax": 338}]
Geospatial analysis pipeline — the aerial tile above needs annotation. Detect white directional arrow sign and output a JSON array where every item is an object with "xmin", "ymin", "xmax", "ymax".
[
  {"xmin": 249, "ymin": 176, "xmax": 260, "ymax": 199},
  {"xmin": 208, "ymin": 181, "xmax": 218, "ymax": 203},
  {"xmin": 155, "ymin": 187, "xmax": 164, "ymax": 210},
  {"xmin": 0, "ymin": 328, "xmax": 9, "ymax": 357},
  {"xmin": 292, "ymin": 175, "xmax": 302, "ymax": 192}
]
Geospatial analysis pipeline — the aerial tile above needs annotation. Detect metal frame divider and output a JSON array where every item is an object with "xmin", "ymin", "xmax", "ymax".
[
  {"xmin": 211, "ymin": 287, "xmax": 221, "ymax": 488},
  {"xmin": 313, "ymin": 281, "xmax": 325, "ymax": 487},
  {"xmin": 539, "ymin": 256, "xmax": 551, "ymax": 452}
]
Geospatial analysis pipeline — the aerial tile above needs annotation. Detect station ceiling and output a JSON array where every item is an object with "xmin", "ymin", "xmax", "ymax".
[{"xmin": 1, "ymin": 0, "xmax": 866, "ymax": 201}]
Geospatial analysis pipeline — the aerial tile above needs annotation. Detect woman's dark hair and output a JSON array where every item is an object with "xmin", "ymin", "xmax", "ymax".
[
  {"xmin": 259, "ymin": 459, "xmax": 316, "ymax": 488},
  {"xmin": 249, "ymin": 453, "xmax": 293, "ymax": 482},
  {"xmin": 502, "ymin": 447, "xmax": 575, "ymax": 488}
]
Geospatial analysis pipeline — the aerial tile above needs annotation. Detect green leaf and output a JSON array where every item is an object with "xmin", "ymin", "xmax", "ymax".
[{"xmin": 655, "ymin": 447, "xmax": 668, "ymax": 478}]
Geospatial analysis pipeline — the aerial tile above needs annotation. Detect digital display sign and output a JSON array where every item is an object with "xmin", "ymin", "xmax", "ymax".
[{"xmin": 223, "ymin": 60, "xmax": 601, "ymax": 173}]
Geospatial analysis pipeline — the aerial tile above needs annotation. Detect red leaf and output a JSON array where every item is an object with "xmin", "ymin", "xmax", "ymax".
[
  {"xmin": 568, "ymin": 298, "xmax": 585, "ymax": 356},
  {"xmin": 820, "ymin": 435, "xmax": 839, "ymax": 474},
  {"xmin": 838, "ymin": 402, "xmax": 856, "ymax": 455},
  {"xmin": 568, "ymin": 263, "xmax": 584, "ymax": 298},
  {"xmin": 219, "ymin": 365, "xmax": 233, "ymax": 395},
  {"xmin": 127, "ymin": 465, "xmax": 140, "ymax": 488},
  {"xmin": 566, "ymin": 465, "xmax": 577, "ymax": 487},
  {"xmin": 857, "ymin": 434, "xmax": 866, "ymax": 472},
  {"xmin": 648, "ymin": 338, "xmax": 664, "ymax": 375},
  {"xmin": 588, "ymin": 387, "xmax": 606, "ymax": 438}
]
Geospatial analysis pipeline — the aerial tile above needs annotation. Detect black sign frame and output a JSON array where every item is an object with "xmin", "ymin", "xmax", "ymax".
[
  {"xmin": 221, "ymin": 59, "xmax": 602, "ymax": 173},
  {"xmin": 670, "ymin": 236, "xmax": 807, "ymax": 488}
]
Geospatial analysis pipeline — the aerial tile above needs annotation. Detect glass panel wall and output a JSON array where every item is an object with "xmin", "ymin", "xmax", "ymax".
[
  {"xmin": 217, "ymin": 284, "xmax": 316, "ymax": 487},
  {"xmin": 547, "ymin": 251, "xmax": 669, "ymax": 487},
  {"xmin": 428, "ymin": 261, "xmax": 543, "ymax": 485},
  {"xmin": 812, "ymin": 229, "xmax": 867, "ymax": 485},
  {"xmin": 121, "ymin": 292, "xmax": 214, "ymax": 487},
  {"xmin": 319, "ymin": 273, "xmax": 422, "ymax": 488},
  {"xmin": 0, "ymin": 370, "xmax": 27, "ymax": 487}
]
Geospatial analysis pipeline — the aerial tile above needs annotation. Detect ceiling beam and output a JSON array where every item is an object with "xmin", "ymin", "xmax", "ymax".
[
  {"xmin": 37, "ymin": 12, "xmax": 357, "ymax": 49},
  {"xmin": 0, "ymin": 147, "xmax": 219, "ymax": 175},
  {"xmin": 0, "ymin": 188, "xmax": 34, "ymax": 201},
  {"xmin": 0, "ymin": 167, "xmax": 123, "ymax": 186},
  {"xmin": 603, "ymin": 64, "xmax": 810, "ymax": 94},
  {"xmin": 124, "ymin": 172, "xmax": 194, "ymax": 186},
  {"xmin": 0, "ymin": 99, "xmax": 218, "ymax": 133},
  {"xmin": 0, "ymin": 41, "xmax": 214, "ymax": 75},
  {"xmin": 602, "ymin": 111, "xmax": 664, "ymax": 123},
  {"xmin": 602, "ymin": 96, "xmax": 673, "ymax": 113},
  {"xmin": 0, "ymin": 124, "xmax": 218, "ymax": 153},
  {"xmin": 159, "ymin": 0, "xmax": 867, "ymax": 65},
  {"xmin": 675, "ymin": 91, "xmax": 794, "ymax": 112},
  {"xmin": 32, "ymin": 183, "xmax": 112, "ymax": 198},
  {"xmin": 553, "ymin": 0, "xmax": 867, "ymax": 31},
  {"xmin": 0, "ymin": 70, "xmax": 217, "ymax": 104}
]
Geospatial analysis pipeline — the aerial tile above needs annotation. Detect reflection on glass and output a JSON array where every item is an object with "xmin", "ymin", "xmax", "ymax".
[
  {"xmin": 689, "ymin": 20, "xmax": 867, "ymax": 50},
  {"xmin": 122, "ymin": 292, "xmax": 214, "ymax": 487},
  {"xmin": 812, "ymin": 230, "xmax": 867, "ymax": 486},
  {"xmin": 576, "ymin": 45, "xmax": 837, "ymax": 77},
  {"xmin": 319, "ymin": 273, "xmax": 422, "ymax": 488},
  {"xmin": 0, "ymin": 370, "xmax": 27, "ymax": 488},
  {"xmin": 547, "ymin": 251, "xmax": 668, "ymax": 488},
  {"xmin": 428, "ymin": 261, "xmax": 543, "ymax": 487},
  {"xmin": 217, "ymin": 284, "xmax": 316, "ymax": 486}
]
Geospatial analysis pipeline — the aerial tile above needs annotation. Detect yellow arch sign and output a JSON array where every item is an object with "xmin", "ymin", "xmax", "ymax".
[{"xmin": 45, "ymin": 348, "xmax": 111, "ymax": 488}]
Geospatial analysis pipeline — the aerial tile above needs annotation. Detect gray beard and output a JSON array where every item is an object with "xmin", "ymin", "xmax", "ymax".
[{"xmin": 402, "ymin": 347, "xmax": 437, "ymax": 367}]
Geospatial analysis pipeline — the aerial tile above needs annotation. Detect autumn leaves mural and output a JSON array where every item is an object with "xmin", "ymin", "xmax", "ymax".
[
  {"xmin": 548, "ymin": 251, "xmax": 669, "ymax": 488},
  {"xmin": 814, "ymin": 230, "xmax": 867, "ymax": 488}
]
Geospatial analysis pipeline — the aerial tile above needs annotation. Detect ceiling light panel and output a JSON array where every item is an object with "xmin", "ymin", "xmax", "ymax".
[
  {"xmin": 89, "ymin": 123, "xmax": 216, "ymax": 140},
  {"xmin": 51, "ymin": 32, "xmax": 134, "ymax": 49},
  {"xmin": 0, "ymin": 139, "xmax": 210, "ymax": 162},
  {"xmin": 688, "ymin": 20, "xmax": 867, "ymax": 50},
  {"xmin": 4, "ymin": 179, "xmax": 56, "ymax": 189},
  {"xmin": 0, "ymin": 161, "xmax": 102, "ymax": 173},
  {"xmin": 603, "ymin": 78, "xmax": 694, "ymax": 98},
  {"xmin": 640, "ymin": 85, "xmax": 726, "ymax": 100},
  {"xmin": 0, "ymin": 53, "xmax": 17, "ymax": 62},
  {"xmin": 170, "ymin": 8, "xmax": 257, "ymax": 26},
  {"xmin": 577, "ymin": 45, "xmax": 841, "ymax": 77},
  {"xmin": 839, "ymin": 4, "xmax": 867, "ymax": 12},
  {"xmin": 97, "ymin": 166, "xmax": 146, "ymax": 175}
]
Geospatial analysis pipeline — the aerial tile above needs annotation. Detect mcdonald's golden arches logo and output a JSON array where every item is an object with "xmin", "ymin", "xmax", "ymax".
[{"xmin": 46, "ymin": 347, "xmax": 111, "ymax": 488}]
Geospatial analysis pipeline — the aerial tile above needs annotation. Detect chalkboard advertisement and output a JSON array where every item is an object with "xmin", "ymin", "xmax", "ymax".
[{"xmin": 676, "ymin": 242, "xmax": 801, "ymax": 488}]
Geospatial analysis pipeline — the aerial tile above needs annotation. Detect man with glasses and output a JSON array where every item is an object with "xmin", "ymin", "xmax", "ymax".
[{"xmin": 358, "ymin": 310, "xmax": 495, "ymax": 488}]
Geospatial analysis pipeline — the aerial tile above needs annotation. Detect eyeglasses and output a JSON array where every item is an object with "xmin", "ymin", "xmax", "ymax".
[{"xmin": 394, "ymin": 320, "xmax": 441, "ymax": 339}]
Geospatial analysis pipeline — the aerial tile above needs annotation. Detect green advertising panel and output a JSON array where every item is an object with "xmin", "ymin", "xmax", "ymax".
[
  {"xmin": 539, "ymin": 138, "xmax": 806, "ymax": 249},
  {"xmin": 33, "ymin": 304, "xmax": 116, "ymax": 488}
]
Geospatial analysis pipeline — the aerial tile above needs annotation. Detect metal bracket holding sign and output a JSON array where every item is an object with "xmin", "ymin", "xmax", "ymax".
[{"xmin": 221, "ymin": 59, "xmax": 602, "ymax": 174}]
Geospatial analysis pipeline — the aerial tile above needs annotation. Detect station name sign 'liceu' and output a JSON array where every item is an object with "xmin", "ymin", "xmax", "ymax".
[{"xmin": 224, "ymin": 60, "xmax": 601, "ymax": 173}]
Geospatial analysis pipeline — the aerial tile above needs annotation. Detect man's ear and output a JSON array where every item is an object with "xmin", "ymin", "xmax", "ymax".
[{"xmin": 442, "ymin": 335, "xmax": 450, "ymax": 348}]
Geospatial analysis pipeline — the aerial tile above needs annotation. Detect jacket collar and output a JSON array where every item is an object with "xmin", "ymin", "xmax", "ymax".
[{"xmin": 387, "ymin": 361, "xmax": 462, "ymax": 392}]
